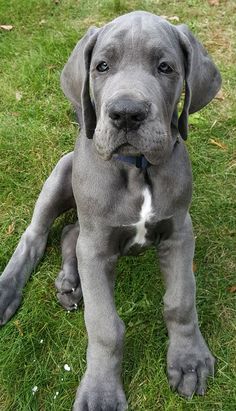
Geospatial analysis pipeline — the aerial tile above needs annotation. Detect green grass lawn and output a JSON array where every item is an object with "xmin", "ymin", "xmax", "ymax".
[{"xmin": 0, "ymin": 0, "xmax": 235, "ymax": 410}]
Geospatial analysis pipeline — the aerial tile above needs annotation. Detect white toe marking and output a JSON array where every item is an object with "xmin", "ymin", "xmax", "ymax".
[{"xmin": 132, "ymin": 187, "xmax": 153, "ymax": 246}]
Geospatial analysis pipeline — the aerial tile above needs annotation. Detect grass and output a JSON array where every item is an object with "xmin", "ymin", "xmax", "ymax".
[{"xmin": 0, "ymin": 0, "xmax": 235, "ymax": 410}]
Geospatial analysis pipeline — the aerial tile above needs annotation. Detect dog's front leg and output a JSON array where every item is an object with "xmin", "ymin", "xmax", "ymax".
[
  {"xmin": 73, "ymin": 230, "xmax": 127, "ymax": 411},
  {"xmin": 158, "ymin": 213, "xmax": 215, "ymax": 398},
  {"xmin": 0, "ymin": 152, "xmax": 75, "ymax": 325}
]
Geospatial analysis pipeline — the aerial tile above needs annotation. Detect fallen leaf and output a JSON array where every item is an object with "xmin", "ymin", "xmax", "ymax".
[
  {"xmin": 0, "ymin": 24, "xmax": 13, "ymax": 31},
  {"xmin": 209, "ymin": 138, "xmax": 227, "ymax": 150},
  {"xmin": 160, "ymin": 15, "xmax": 179, "ymax": 22},
  {"xmin": 10, "ymin": 111, "xmax": 20, "ymax": 117},
  {"xmin": 15, "ymin": 91, "xmax": 23, "ymax": 101},
  {"xmin": 14, "ymin": 320, "xmax": 24, "ymax": 336},
  {"xmin": 228, "ymin": 285, "xmax": 236, "ymax": 293},
  {"xmin": 39, "ymin": 19, "xmax": 46, "ymax": 25},
  {"xmin": 168, "ymin": 16, "xmax": 180, "ymax": 22},
  {"xmin": 7, "ymin": 222, "xmax": 15, "ymax": 235},
  {"xmin": 208, "ymin": 0, "xmax": 219, "ymax": 5},
  {"xmin": 215, "ymin": 89, "xmax": 224, "ymax": 100},
  {"xmin": 193, "ymin": 262, "xmax": 197, "ymax": 273}
]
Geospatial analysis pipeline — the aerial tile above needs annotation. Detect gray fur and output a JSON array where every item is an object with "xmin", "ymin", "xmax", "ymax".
[{"xmin": 0, "ymin": 11, "xmax": 221, "ymax": 410}]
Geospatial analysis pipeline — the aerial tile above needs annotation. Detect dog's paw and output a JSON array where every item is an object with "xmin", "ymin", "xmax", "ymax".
[
  {"xmin": 73, "ymin": 373, "xmax": 127, "ymax": 411},
  {"xmin": 0, "ymin": 277, "xmax": 22, "ymax": 325},
  {"xmin": 55, "ymin": 265, "xmax": 82, "ymax": 311},
  {"xmin": 167, "ymin": 331, "xmax": 215, "ymax": 397}
]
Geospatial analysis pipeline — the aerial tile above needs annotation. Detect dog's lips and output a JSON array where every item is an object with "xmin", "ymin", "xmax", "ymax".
[{"xmin": 95, "ymin": 143, "xmax": 141, "ymax": 162}]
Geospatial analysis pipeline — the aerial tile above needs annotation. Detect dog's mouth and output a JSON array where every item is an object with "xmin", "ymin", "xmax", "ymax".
[{"xmin": 94, "ymin": 123, "xmax": 172, "ymax": 165}]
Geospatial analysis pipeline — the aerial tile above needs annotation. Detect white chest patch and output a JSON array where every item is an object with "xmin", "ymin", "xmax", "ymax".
[{"xmin": 132, "ymin": 187, "xmax": 153, "ymax": 246}]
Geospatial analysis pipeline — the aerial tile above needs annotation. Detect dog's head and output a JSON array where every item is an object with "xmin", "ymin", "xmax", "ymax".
[{"xmin": 61, "ymin": 11, "xmax": 221, "ymax": 165}]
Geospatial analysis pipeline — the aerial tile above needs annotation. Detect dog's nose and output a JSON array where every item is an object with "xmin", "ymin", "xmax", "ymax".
[{"xmin": 108, "ymin": 99, "xmax": 149, "ymax": 131}]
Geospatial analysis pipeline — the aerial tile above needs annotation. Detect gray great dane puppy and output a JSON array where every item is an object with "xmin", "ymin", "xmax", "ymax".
[{"xmin": 0, "ymin": 11, "xmax": 221, "ymax": 410}]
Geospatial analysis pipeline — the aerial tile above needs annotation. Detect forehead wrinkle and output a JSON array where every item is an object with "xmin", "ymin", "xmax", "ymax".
[
  {"xmin": 94, "ymin": 27, "xmax": 128, "ymax": 59},
  {"xmin": 130, "ymin": 15, "xmax": 144, "ymax": 51},
  {"xmin": 131, "ymin": 21, "xmax": 134, "ymax": 50},
  {"xmin": 92, "ymin": 42, "xmax": 123, "ymax": 64}
]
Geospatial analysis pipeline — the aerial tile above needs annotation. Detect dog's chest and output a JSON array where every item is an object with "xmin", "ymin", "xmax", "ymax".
[
  {"xmin": 131, "ymin": 187, "xmax": 153, "ymax": 246},
  {"xmin": 119, "ymin": 186, "xmax": 160, "ymax": 255}
]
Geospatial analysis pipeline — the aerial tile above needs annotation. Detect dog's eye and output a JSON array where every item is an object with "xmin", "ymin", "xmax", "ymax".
[
  {"xmin": 96, "ymin": 61, "xmax": 109, "ymax": 72},
  {"xmin": 158, "ymin": 62, "xmax": 173, "ymax": 74}
]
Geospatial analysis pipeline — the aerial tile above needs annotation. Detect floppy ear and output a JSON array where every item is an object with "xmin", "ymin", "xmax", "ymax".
[
  {"xmin": 176, "ymin": 24, "xmax": 222, "ymax": 140},
  {"xmin": 60, "ymin": 27, "xmax": 100, "ymax": 139}
]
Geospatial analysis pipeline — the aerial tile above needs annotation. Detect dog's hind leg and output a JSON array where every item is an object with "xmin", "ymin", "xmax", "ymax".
[
  {"xmin": 55, "ymin": 221, "xmax": 83, "ymax": 311},
  {"xmin": 0, "ymin": 152, "xmax": 75, "ymax": 325}
]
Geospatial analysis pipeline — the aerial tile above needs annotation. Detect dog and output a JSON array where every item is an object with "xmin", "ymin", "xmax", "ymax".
[{"xmin": 0, "ymin": 11, "xmax": 221, "ymax": 410}]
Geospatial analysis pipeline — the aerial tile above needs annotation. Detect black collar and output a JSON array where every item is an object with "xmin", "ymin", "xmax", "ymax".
[
  {"xmin": 115, "ymin": 154, "xmax": 150, "ymax": 169},
  {"xmin": 114, "ymin": 137, "xmax": 180, "ymax": 170}
]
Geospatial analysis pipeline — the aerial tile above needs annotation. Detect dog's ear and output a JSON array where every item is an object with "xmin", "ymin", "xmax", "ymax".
[
  {"xmin": 60, "ymin": 27, "xmax": 100, "ymax": 139},
  {"xmin": 176, "ymin": 24, "xmax": 221, "ymax": 140}
]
